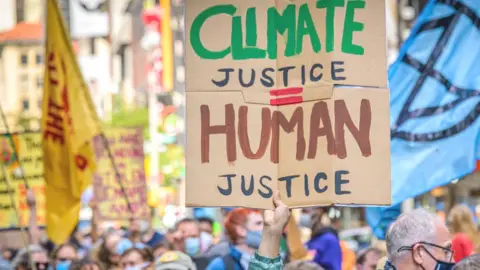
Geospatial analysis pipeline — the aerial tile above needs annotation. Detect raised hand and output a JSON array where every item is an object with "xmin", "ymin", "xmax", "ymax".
[
  {"xmin": 26, "ymin": 189, "xmax": 36, "ymax": 209},
  {"xmin": 258, "ymin": 191, "xmax": 290, "ymax": 258},
  {"xmin": 263, "ymin": 191, "xmax": 290, "ymax": 235}
]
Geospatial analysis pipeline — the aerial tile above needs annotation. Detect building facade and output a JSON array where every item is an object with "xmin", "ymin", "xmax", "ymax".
[{"xmin": 0, "ymin": 22, "xmax": 43, "ymax": 132}]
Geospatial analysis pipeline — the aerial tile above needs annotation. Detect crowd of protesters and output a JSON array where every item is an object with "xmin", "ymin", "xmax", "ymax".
[{"xmin": 1, "ymin": 191, "xmax": 480, "ymax": 270}]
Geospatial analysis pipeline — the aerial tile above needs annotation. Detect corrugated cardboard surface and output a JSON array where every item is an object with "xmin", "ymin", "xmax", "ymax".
[{"xmin": 185, "ymin": 0, "xmax": 390, "ymax": 208}]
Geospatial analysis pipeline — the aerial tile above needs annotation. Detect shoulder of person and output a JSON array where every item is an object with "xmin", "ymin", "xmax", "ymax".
[
  {"xmin": 453, "ymin": 233, "xmax": 474, "ymax": 244},
  {"xmin": 206, "ymin": 256, "xmax": 225, "ymax": 270}
]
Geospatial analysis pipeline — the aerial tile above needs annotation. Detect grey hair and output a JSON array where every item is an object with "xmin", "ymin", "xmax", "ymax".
[
  {"xmin": 11, "ymin": 245, "xmax": 46, "ymax": 270},
  {"xmin": 386, "ymin": 208, "xmax": 441, "ymax": 262},
  {"xmin": 453, "ymin": 254, "xmax": 480, "ymax": 270}
]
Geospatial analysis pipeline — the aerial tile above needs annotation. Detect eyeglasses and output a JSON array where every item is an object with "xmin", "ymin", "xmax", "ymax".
[{"xmin": 397, "ymin": 241, "xmax": 454, "ymax": 261}]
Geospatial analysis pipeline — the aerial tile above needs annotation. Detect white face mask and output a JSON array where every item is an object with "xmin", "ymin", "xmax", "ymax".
[
  {"xmin": 125, "ymin": 262, "xmax": 150, "ymax": 270},
  {"xmin": 200, "ymin": 232, "xmax": 213, "ymax": 252},
  {"xmin": 139, "ymin": 220, "xmax": 150, "ymax": 233}
]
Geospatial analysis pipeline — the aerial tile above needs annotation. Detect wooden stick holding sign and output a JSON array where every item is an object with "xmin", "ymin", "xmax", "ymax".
[{"xmin": 100, "ymin": 133, "xmax": 134, "ymax": 214}]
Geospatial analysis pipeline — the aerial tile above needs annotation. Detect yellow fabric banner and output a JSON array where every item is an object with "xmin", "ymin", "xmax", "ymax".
[
  {"xmin": 42, "ymin": 0, "xmax": 102, "ymax": 244},
  {"xmin": 0, "ymin": 133, "xmax": 44, "ymax": 228}
]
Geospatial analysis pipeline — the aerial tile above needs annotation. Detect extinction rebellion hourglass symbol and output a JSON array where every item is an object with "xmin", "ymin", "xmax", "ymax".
[{"xmin": 391, "ymin": 0, "xmax": 480, "ymax": 142}]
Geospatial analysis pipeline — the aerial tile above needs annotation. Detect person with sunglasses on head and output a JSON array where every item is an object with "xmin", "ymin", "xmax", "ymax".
[
  {"xmin": 385, "ymin": 208, "xmax": 455, "ymax": 270},
  {"xmin": 11, "ymin": 245, "xmax": 49, "ymax": 270}
]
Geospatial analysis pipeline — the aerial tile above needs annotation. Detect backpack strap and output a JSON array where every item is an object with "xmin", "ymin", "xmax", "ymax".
[{"xmin": 221, "ymin": 254, "xmax": 237, "ymax": 270}]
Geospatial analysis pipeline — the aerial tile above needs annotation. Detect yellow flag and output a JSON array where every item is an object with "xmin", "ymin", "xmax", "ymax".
[{"xmin": 42, "ymin": 0, "xmax": 102, "ymax": 244}]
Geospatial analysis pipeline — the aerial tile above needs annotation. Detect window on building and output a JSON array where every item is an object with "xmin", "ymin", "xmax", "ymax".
[
  {"xmin": 19, "ymin": 74, "xmax": 29, "ymax": 91},
  {"xmin": 16, "ymin": 0, "xmax": 25, "ymax": 23},
  {"xmin": 22, "ymin": 99, "xmax": 29, "ymax": 111},
  {"xmin": 35, "ymin": 54, "xmax": 43, "ymax": 64},
  {"xmin": 20, "ymin": 54, "xmax": 28, "ymax": 65},
  {"xmin": 36, "ymin": 77, "xmax": 43, "ymax": 88}
]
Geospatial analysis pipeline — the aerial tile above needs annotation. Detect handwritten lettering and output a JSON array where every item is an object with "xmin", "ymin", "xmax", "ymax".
[
  {"xmin": 92, "ymin": 129, "xmax": 149, "ymax": 220},
  {"xmin": 217, "ymin": 171, "xmax": 351, "ymax": 198},
  {"xmin": 212, "ymin": 62, "xmax": 346, "ymax": 89},
  {"xmin": 190, "ymin": 2, "xmax": 366, "ymax": 60},
  {"xmin": 200, "ymin": 100, "xmax": 372, "ymax": 163}
]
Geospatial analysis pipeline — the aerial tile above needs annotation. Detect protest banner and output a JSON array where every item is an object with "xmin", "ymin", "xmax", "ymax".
[
  {"xmin": 186, "ymin": 0, "xmax": 391, "ymax": 208},
  {"xmin": 0, "ymin": 132, "xmax": 45, "ymax": 228},
  {"xmin": 92, "ymin": 127, "xmax": 149, "ymax": 220}
]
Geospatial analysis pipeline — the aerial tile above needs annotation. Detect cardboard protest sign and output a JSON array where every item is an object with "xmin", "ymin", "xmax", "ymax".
[
  {"xmin": 92, "ymin": 128, "xmax": 149, "ymax": 220},
  {"xmin": 0, "ymin": 133, "xmax": 45, "ymax": 228},
  {"xmin": 186, "ymin": 0, "xmax": 390, "ymax": 208}
]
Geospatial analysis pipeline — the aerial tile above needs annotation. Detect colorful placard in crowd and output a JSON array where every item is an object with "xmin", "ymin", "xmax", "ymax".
[
  {"xmin": 92, "ymin": 127, "xmax": 149, "ymax": 220},
  {"xmin": 185, "ymin": 0, "xmax": 391, "ymax": 208},
  {"xmin": 0, "ymin": 133, "xmax": 45, "ymax": 228}
]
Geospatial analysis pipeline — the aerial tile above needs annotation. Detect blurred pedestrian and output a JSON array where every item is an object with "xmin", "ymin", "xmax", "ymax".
[
  {"xmin": 12, "ymin": 245, "xmax": 49, "ymax": 270},
  {"xmin": 0, "ymin": 248, "xmax": 12, "ymax": 270},
  {"xmin": 330, "ymin": 213, "xmax": 356, "ymax": 270},
  {"xmin": 96, "ymin": 232, "xmax": 123, "ymax": 269},
  {"xmin": 120, "ymin": 248, "xmax": 153, "ymax": 270},
  {"xmin": 2, "ymin": 248, "xmax": 16, "ymax": 262},
  {"xmin": 152, "ymin": 240, "xmax": 170, "ymax": 258},
  {"xmin": 154, "ymin": 251, "xmax": 196, "ymax": 270},
  {"xmin": 302, "ymin": 208, "xmax": 342, "ymax": 270},
  {"xmin": 171, "ymin": 218, "xmax": 211, "ymax": 269},
  {"xmin": 453, "ymin": 253, "xmax": 480, "ymax": 270},
  {"xmin": 51, "ymin": 243, "xmax": 78, "ymax": 269},
  {"xmin": 141, "ymin": 221, "xmax": 165, "ymax": 249},
  {"xmin": 198, "ymin": 218, "xmax": 214, "ymax": 236},
  {"xmin": 206, "ymin": 208, "xmax": 264, "ymax": 269},
  {"xmin": 69, "ymin": 221, "xmax": 94, "ymax": 258},
  {"xmin": 198, "ymin": 217, "xmax": 215, "ymax": 253},
  {"xmin": 172, "ymin": 218, "xmax": 201, "ymax": 257},
  {"xmin": 356, "ymin": 247, "xmax": 383, "ymax": 270},
  {"xmin": 385, "ymin": 208, "xmax": 454, "ymax": 270},
  {"xmin": 68, "ymin": 259, "xmax": 102, "ymax": 270},
  {"xmin": 127, "ymin": 219, "xmax": 144, "ymax": 245},
  {"xmin": 447, "ymin": 205, "xmax": 479, "ymax": 262}
]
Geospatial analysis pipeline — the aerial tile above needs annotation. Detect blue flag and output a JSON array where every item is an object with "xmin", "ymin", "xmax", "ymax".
[
  {"xmin": 390, "ymin": 0, "xmax": 480, "ymax": 205},
  {"xmin": 367, "ymin": 0, "xmax": 480, "ymax": 238},
  {"xmin": 366, "ymin": 204, "xmax": 401, "ymax": 240}
]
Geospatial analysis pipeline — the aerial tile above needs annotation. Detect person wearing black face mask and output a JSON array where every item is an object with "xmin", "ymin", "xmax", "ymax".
[{"xmin": 385, "ymin": 208, "xmax": 456, "ymax": 270}]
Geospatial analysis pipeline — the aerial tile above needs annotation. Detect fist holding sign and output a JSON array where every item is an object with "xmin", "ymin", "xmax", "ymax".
[{"xmin": 186, "ymin": 0, "xmax": 390, "ymax": 209}]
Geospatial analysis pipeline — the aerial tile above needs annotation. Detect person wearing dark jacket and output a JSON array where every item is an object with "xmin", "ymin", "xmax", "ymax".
[{"xmin": 301, "ymin": 208, "xmax": 342, "ymax": 270}]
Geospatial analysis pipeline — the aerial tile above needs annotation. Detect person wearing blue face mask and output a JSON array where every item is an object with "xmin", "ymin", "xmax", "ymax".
[
  {"xmin": 385, "ymin": 208, "xmax": 455, "ymax": 270},
  {"xmin": 172, "ymin": 218, "xmax": 211, "ymax": 269},
  {"xmin": 52, "ymin": 243, "xmax": 78, "ymax": 270},
  {"xmin": 206, "ymin": 208, "xmax": 264, "ymax": 270}
]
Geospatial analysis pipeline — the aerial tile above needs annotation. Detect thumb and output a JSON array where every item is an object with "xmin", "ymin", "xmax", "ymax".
[{"xmin": 272, "ymin": 191, "xmax": 282, "ymax": 207}]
